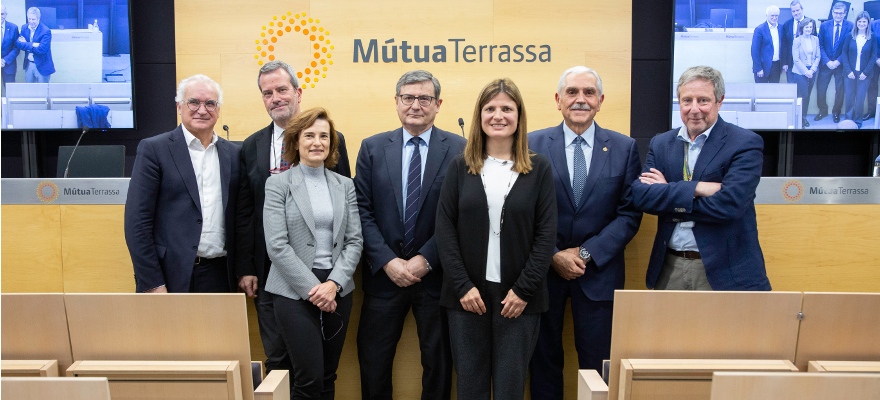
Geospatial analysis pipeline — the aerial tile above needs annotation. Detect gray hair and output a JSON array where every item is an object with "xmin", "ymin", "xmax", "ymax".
[
  {"xmin": 26, "ymin": 7, "xmax": 40, "ymax": 18},
  {"xmin": 257, "ymin": 60, "xmax": 299, "ymax": 91},
  {"xmin": 833, "ymin": 2, "xmax": 847, "ymax": 12},
  {"xmin": 175, "ymin": 74, "xmax": 223, "ymax": 106},
  {"xmin": 789, "ymin": 1, "xmax": 802, "ymax": 9},
  {"xmin": 766, "ymin": 5, "xmax": 779, "ymax": 15},
  {"xmin": 396, "ymin": 70, "xmax": 441, "ymax": 98},
  {"xmin": 557, "ymin": 66, "xmax": 604, "ymax": 96},
  {"xmin": 676, "ymin": 66, "xmax": 725, "ymax": 102}
]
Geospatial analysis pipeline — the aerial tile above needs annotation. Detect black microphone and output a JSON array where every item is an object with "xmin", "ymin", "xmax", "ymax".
[
  {"xmin": 458, "ymin": 118, "xmax": 465, "ymax": 137},
  {"xmin": 223, "ymin": 125, "xmax": 230, "ymax": 141},
  {"xmin": 64, "ymin": 126, "xmax": 89, "ymax": 178}
]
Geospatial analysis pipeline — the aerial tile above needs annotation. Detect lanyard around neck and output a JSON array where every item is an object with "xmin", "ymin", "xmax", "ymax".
[{"xmin": 682, "ymin": 141, "xmax": 693, "ymax": 181}]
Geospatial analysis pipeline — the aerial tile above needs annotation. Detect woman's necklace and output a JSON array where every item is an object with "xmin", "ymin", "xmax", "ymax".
[{"xmin": 481, "ymin": 155, "xmax": 516, "ymax": 235}]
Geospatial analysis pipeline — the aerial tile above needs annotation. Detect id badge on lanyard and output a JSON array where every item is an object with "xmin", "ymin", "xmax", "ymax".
[{"xmin": 682, "ymin": 141, "xmax": 692, "ymax": 182}]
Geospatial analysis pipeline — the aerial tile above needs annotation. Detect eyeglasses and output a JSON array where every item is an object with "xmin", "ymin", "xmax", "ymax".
[
  {"xmin": 185, "ymin": 98, "xmax": 218, "ymax": 112},
  {"xmin": 398, "ymin": 95, "xmax": 436, "ymax": 107},
  {"xmin": 320, "ymin": 311, "xmax": 345, "ymax": 341}
]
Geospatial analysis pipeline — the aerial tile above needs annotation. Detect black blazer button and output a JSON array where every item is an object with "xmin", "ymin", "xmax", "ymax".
[
  {"xmin": 192, "ymin": 246, "xmax": 197, "ymax": 250},
  {"xmin": 574, "ymin": 215, "xmax": 579, "ymax": 221},
  {"xmin": 197, "ymin": 219, "xmax": 202, "ymax": 225}
]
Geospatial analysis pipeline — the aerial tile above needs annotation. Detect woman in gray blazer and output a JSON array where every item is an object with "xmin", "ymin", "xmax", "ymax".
[
  {"xmin": 792, "ymin": 18, "xmax": 819, "ymax": 127},
  {"xmin": 263, "ymin": 107, "xmax": 363, "ymax": 399}
]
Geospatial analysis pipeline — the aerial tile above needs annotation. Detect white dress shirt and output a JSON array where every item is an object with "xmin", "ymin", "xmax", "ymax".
[
  {"xmin": 668, "ymin": 120, "xmax": 718, "ymax": 252},
  {"xmin": 181, "ymin": 125, "xmax": 226, "ymax": 258},
  {"xmin": 856, "ymin": 34, "xmax": 867, "ymax": 72},
  {"xmin": 270, "ymin": 122, "xmax": 285, "ymax": 173},
  {"xmin": 770, "ymin": 23, "xmax": 780, "ymax": 61},
  {"xmin": 482, "ymin": 156, "xmax": 519, "ymax": 283}
]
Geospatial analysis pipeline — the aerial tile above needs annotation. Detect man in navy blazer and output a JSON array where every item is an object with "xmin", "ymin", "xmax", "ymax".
[
  {"xmin": 125, "ymin": 74, "xmax": 239, "ymax": 293},
  {"xmin": 633, "ymin": 66, "xmax": 771, "ymax": 292},
  {"xmin": 752, "ymin": 5, "xmax": 783, "ymax": 83},
  {"xmin": 528, "ymin": 67, "xmax": 642, "ymax": 399},
  {"xmin": 16, "ymin": 7, "xmax": 54, "ymax": 83},
  {"xmin": 816, "ymin": 2, "xmax": 853, "ymax": 122},
  {"xmin": 1, "ymin": 6, "xmax": 19, "ymax": 94},
  {"xmin": 781, "ymin": 1, "xmax": 808, "ymax": 82},
  {"xmin": 354, "ymin": 70, "xmax": 465, "ymax": 400}
]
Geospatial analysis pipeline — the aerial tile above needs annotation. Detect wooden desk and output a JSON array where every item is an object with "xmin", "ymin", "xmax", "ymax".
[
  {"xmin": 254, "ymin": 370, "xmax": 290, "ymax": 400},
  {"xmin": 710, "ymin": 372, "xmax": 880, "ymax": 400},
  {"xmin": 67, "ymin": 360, "xmax": 242, "ymax": 400},
  {"xmin": 0, "ymin": 294, "xmax": 74, "ymax": 372},
  {"xmin": 794, "ymin": 292, "xmax": 880, "ymax": 371},
  {"xmin": 578, "ymin": 369, "xmax": 608, "ymax": 400},
  {"xmin": 618, "ymin": 359, "xmax": 798, "ymax": 400},
  {"xmin": 0, "ymin": 377, "xmax": 111, "ymax": 400},
  {"xmin": 808, "ymin": 361, "xmax": 880, "ymax": 373},
  {"xmin": 1, "ymin": 360, "xmax": 59, "ymax": 377}
]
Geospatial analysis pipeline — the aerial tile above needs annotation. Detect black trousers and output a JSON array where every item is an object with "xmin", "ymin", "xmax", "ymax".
[
  {"xmin": 844, "ymin": 75, "xmax": 871, "ymax": 123},
  {"xmin": 867, "ymin": 68, "xmax": 880, "ymax": 117},
  {"xmin": 255, "ymin": 285, "xmax": 292, "ymax": 373},
  {"xmin": 189, "ymin": 256, "xmax": 231, "ymax": 292},
  {"xmin": 273, "ymin": 268, "xmax": 352, "ymax": 400},
  {"xmin": 816, "ymin": 64, "xmax": 846, "ymax": 116},
  {"xmin": 357, "ymin": 284, "xmax": 452, "ymax": 400},
  {"xmin": 446, "ymin": 282, "xmax": 541, "ymax": 400},
  {"xmin": 529, "ymin": 270, "xmax": 614, "ymax": 400},
  {"xmin": 791, "ymin": 72, "xmax": 816, "ymax": 118}
]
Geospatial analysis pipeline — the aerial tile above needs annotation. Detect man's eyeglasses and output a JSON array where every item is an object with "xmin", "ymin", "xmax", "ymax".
[
  {"xmin": 398, "ymin": 95, "xmax": 436, "ymax": 107},
  {"xmin": 186, "ymin": 98, "xmax": 218, "ymax": 112}
]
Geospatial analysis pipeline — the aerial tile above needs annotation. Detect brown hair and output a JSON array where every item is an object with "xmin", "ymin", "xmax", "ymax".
[
  {"xmin": 282, "ymin": 107, "xmax": 339, "ymax": 168},
  {"xmin": 463, "ymin": 78, "xmax": 532, "ymax": 175}
]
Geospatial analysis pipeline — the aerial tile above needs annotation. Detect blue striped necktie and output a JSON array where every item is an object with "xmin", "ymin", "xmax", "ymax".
[
  {"xmin": 403, "ymin": 136, "xmax": 422, "ymax": 256},
  {"xmin": 572, "ymin": 136, "xmax": 587, "ymax": 207}
]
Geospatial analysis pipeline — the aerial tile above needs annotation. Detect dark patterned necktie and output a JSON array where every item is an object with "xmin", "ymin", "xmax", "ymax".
[
  {"xmin": 403, "ymin": 137, "xmax": 422, "ymax": 256},
  {"xmin": 572, "ymin": 136, "xmax": 587, "ymax": 206}
]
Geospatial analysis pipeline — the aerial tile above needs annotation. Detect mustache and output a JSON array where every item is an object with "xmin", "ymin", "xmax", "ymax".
[{"xmin": 570, "ymin": 104, "xmax": 592, "ymax": 111}]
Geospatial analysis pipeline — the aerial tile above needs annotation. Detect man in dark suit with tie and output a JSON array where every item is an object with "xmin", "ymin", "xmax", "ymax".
[
  {"xmin": 781, "ymin": 1, "xmax": 808, "ymax": 83},
  {"xmin": 528, "ymin": 67, "xmax": 643, "ymax": 399},
  {"xmin": 632, "ymin": 66, "xmax": 771, "ymax": 292},
  {"xmin": 235, "ymin": 60, "xmax": 350, "ymax": 378},
  {"xmin": 355, "ymin": 70, "xmax": 466, "ymax": 400},
  {"xmin": 816, "ymin": 2, "xmax": 853, "ymax": 123},
  {"xmin": 16, "ymin": 7, "xmax": 54, "ymax": 83},
  {"xmin": 752, "ymin": 5, "xmax": 784, "ymax": 83},
  {"xmin": 1, "ymin": 6, "xmax": 19, "ymax": 95},
  {"xmin": 125, "ymin": 74, "xmax": 240, "ymax": 293}
]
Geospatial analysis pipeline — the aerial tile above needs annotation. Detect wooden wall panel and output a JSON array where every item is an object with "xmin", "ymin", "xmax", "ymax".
[
  {"xmin": 1, "ymin": 205, "xmax": 64, "ymax": 293},
  {"xmin": 60, "ymin": 205, "xmax": 135, "ymax": 293}
]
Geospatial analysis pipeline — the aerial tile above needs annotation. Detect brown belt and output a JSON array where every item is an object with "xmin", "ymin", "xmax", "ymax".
[{"xmin": 667, "ymin": 249, "xmax": 701, "ymax": 259}]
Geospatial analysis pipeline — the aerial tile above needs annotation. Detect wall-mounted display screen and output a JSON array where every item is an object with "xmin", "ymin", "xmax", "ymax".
[
  {"xmin": 1, "ymin": 0, "xmax": 133, "ymax": 130},
  {"xmin": 673, "ymin": 0, "xmax": 880, "ymax": 131}
]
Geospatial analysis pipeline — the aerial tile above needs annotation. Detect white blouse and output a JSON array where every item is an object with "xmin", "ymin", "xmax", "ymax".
[{"xmin": 481, "ymin": 156, "xmax": 519, "ymax": 283}]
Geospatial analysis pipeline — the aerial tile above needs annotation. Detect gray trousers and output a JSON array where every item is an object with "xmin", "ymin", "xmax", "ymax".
[
  {"xmin": 25, "ymin": 63, "xmax": 49, "ymax": 83},
  {"xmin": 655, "ymin": 252, "xmax": 713, "ymax": 291},
  {"xmin": 446, "ymin": 282, "xmax": 541, "ymax": 400}
]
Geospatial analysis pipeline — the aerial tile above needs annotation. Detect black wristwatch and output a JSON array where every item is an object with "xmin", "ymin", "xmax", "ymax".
[
  {"xmin": 329, "ymin": 279, "xmax": 342, "ymax": 293},
  {"xmin": 579, "ymin": 246, "xmax": 592, "ymax": 263}
]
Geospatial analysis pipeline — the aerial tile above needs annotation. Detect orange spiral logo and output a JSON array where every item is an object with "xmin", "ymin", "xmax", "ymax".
[
  {"xmin": 36, "ymin": 181, "xmax": 59, "ymax": 203},
  {"xmin": 254, "ymin": 12, "xmax": 334, "ymax": 90},
  {"xmin": 781, "ymin": 179, "xmax": 804, "ymax": 203}
]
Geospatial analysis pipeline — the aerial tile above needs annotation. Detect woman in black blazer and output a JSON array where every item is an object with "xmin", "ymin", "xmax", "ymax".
[
  {"xmin": 435, "ymin": 78, "xmax": 557, "ymax": 400},
  {"xmin": 841, "ymin": 11, "xmax": 877, "ymax": 127}
]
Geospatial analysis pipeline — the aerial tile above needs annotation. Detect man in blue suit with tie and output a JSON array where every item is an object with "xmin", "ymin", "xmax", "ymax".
[
  {"xmin": 125, "ymin": 74, "xmax": 240, "ymax": 293},
  {"xmin": 816, "ymin": 2, "xmax": 853, "ymax": 123},
  {"xmin": 528, "ymin": 66, "xmax": 642, "ymax": 399},
  {"xmin": 752, "ymin": 5, "xmax": 784, "ymax": 83},
  {"xmin": 16, "ymin": 7, "xmax": 54, "ymax": 83},
  {"xmin": 633, "ymin": 66, "xmax": 771, "ymax": 292},
  {"xmin": 1, "ymin": 6, "xmax": 19, "ymax": 94},
  {"xmin": 355, "ymin": 70, "xmax": 465, "ymax": 400}
]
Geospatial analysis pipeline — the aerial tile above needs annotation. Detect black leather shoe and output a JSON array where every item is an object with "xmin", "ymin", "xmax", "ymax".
[
  {"xmin": 814, "ymin": 112, "xmax": 827, "ymax": 121},
  {"xmin": 863, "ymin": 115, "xmax": 873, "ymax": 122},
  {"xmin": 803, "ymin": 118, "xmax": 810, "ymax": 127},
  {"xmin": 833, "ymin": 114, "xmax": 841, "ymax": 123}
]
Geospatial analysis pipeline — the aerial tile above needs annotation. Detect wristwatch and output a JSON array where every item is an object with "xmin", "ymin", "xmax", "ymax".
[
  {"xmin": 329, "ymin": 279, "xmax": 342, "ymax": 293},
  {"xmin": 579, "ymin": 246, "xmax": 592, "ymax": 263}
]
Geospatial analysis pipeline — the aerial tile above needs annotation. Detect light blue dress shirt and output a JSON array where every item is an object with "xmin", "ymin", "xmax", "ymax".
[
  {"xmin": 563, "ymin": 121, "xmax": 595, "ymax": 186},
  {"xmin": 402, "ymin": 127, "xmax": 432, "ymax": 214},
  {"xmin": 668, "ymin": 121, "xmax": 717, "ymax": 252}
]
